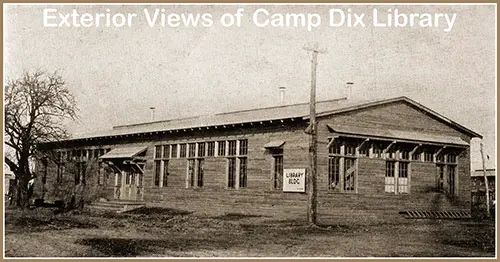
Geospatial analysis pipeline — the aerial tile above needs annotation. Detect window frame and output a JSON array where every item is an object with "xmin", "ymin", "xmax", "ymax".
[{"xmin": 328, "ymin": 138, "xmax": 358, "ymax": 193}]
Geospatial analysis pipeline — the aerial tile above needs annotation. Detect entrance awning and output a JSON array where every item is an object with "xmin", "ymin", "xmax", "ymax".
[
  {"xmin": 264, "ymin": 140, "xmax": 286, "ymax": 149},
  {"xmin": 326, "ymin": 124, "xmax": 468, "ymax": 147},
  {"xmin": 99, "ymin": 146, "xmax": 147, "ymax": 160}
]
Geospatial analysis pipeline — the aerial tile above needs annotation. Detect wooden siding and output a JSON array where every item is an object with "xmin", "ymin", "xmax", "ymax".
[
  {"xmin": 35, "ymin": 101, "xmax": 473, "ymax": 223},
  {"xmin": 320, "ymin": 101, "xmax": 472, "ymax": 142}
]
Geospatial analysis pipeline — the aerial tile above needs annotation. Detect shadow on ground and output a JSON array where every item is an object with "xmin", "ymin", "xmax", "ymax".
[
  {"xmin": 435, "ymin": 219, "xmax": 496, "ymax": 253},
  {"xmin": 123, "ymin": 207, "xmax": 192, "ymax": 216},
  {"xmin": 5, "ymin": 212, "xmax": 98, "ymax": 233},
  {"xmin": 213, "ymin": 213, "xmax": 269, "ymax": 221},
  {"xmin": 76, "ymin": 237, "xmax": 234, "ymax": 256}
]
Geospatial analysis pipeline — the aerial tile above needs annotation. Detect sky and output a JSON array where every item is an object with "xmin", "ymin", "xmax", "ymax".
[{"xmin": 4, "ymin": 4, "xmax": 496, "ymax": 170}]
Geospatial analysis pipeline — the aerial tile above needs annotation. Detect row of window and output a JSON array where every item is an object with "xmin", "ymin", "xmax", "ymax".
[
  {"xmin": 329, "ymin": 138, "xmax": 458, "ymax": 163},
  {"xmin": 328, "ymin": 157, "xmax": 457, "ymax": 195},
  {"xmin": 50, "ymin": 138, "xmax": 461, "ymax": 195},
  {"xmin": 153, "ymin": 140, "xmax": 249, "ymax": 189},
  {"xmin": 54, "ymin": 148, "xmax": 111, "ymax": 163},
  {"xmin": 328, "ymin": 138, "xmax": 460, "ymax": 195},
  {"xmin": 154, "ymin": 140, "xmax": 248, "ymax": 159}
]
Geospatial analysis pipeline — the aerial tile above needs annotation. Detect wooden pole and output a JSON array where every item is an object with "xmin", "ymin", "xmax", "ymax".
[
  {"xmin": 480, "ymin": 142, "xmax": 490, "ymax": 218},
  {"xmin": 303, "ymin": 43, "xmax": 326, "ymax": 226}
]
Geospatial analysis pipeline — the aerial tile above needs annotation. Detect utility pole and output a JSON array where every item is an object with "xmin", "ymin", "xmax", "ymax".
[
  {"xmin": 480, "ymin": 142, "xmax": 490, "ymax": 218},
  {"xmin": 303, "ymin": 43, "xmax": 326, "ymax": 226}
]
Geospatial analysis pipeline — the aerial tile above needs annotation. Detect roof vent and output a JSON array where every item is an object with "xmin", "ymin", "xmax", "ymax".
[
  {"xmin": 279, "ymin": 86, "xmax": 286, "ymax": 105},
  {"xmin": 345, "ymin": 82, "xmax": 354, "ymax": 99}
]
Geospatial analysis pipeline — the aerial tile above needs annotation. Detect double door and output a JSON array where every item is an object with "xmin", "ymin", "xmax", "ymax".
[{"xmin": 114, "ymin": 168, "xmax": 143, "ymax": 201}]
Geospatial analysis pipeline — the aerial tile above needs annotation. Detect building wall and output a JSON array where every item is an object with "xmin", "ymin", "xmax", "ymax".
[
  {"xmin": 36, "ymin": 101, "xmax": 474, "ymax": 223},
  {"xmin": 314, "ymin": 101, "xmax": 472, "ymax": 223}
]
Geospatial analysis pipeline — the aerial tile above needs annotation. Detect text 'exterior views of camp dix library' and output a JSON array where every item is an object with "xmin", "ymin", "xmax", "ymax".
[{"xmin": 35, "ymin": 92, "xmax": 481, "ymax": 222}]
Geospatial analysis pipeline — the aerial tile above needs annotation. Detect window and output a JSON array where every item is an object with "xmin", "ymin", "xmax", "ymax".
[
  {"xmin": 238, "ymin": 140, "xmax": 248, "ymax": 188},
  {"xmin": 343, "ymin": 158, "xmax": 356, "ymax": 192},
  {"xmin": 154, "ymin": 160, "xmax": 161, "ymax": 186},
  {"xmin": 97, "ymin": 162, "xmax": 103, "ymax": 185},
  {"xmin": 217, "ymin": 141, "xmax": 226, "ymax": 156},
  {"xmin": 372, "ymin": 143, "xmax": 383, "ymax": 158},
  {"xmin": 423, "ymin": 148, "xmax": 434, "ymax": 162},
  {"xmin": 188, "ymin": 159, "xmax": 195, "ymax": 187},
  {"xmin": 344, "ymin": 141, "xmax": 356, "ymax": 156},
  {"xmin": 448, "ymin": 165, "xmax": 456, "ymax": 196},
  {"xmin": 155, "ymin": 146, "xmax": 162, "ymax": 159},
  {"xmin": 87, "ymin": 150, "xmax": 93, "ymax": 160},
  {"xmin": 385, "ymin": 160, "xmax": 409, "ymax": 194},
  {"xmin": 437, "ymin": 164, "xmax": 445, "ymax": 192},
  {"xmin": 197, "ymin": 142, "xmax": 205, "ymax": 157},
  {"xmin": 163, "ymin": 145, "xmax": 170, "ymax": 159},
  {"xmin": 385, "ymin": 146, "xmax": 396, "ymax": 159},
  {"xmin": 239, "ymin": 157, "xmax": 247, "ymax": 188},
  {"xmin": 162, "ymin": 160, "xmax": 169, "ymax": 187},
  {"xmin": 57, "ymin": 163, "xmax": 65, "ymax": 183},
  {"xmin": 197, "ymin": 159, "xmax": 204, "ymax": 187},
  {"xmin": 400, "ymin": 149, "xmax": 410, "ymax": 160},
  {"xmin": 185, "ymin": 142, "xmax": 209, "ymax": 188},
  {"xmin": 171, "ymin": 144, "xmax": 178, "ymax": 158},
  {"xmin": 328, "ymin": 157, "xmax": 340, "ymax": 189},
  {"xmin": 329, "ymin": 139, "xmax": 341, "ymax": 154},
  {"xmin": 207, "ymin": 142, "xmax": 215, "ymax": 156},
  {"xmin": 76, "ymin": 150, "xmax": 82, "ymax": 161},
  {"xmin": 273, "ymin": 149, "xmax": 283, "ymax": 190},
  {"xmin": 179, "ymin": 144, "xmax": 187, "ymax": 158},
  {"xmin": 398, "ymin": 162, "xmax": 409, "ymax": 193},
  {"xmin": 188, "ymin": 143, "xmax": 196, "ymax": 158},
  {"xmin": 154, "ymin": 145, "xmax": 169, "ymax": 187},
  {"xmin": 126, "ymin": 172, "xmax": 132, "ymax": 185},
  {"xmin": 411, "ymin": 150, "xmax": 421, "ymax": 161},
  {"xmin": 447, "ymin": 153, "xmax": 457, "ymax": 164},
  {"xmin": 239, "ymin": 139, "xmax": 248, "ymax": 156},
  {"xmin": 435, "ymin": 151, "xmax": 459, "ymax": 195},
  {"xmin": 75, "ymin": 162, "xmax": 86, "ymax": 185},
  {"xmin": 385, "ymin": 161, "xmax": 396, "ymax": 193},
  {"xmin": 228, "ymin": 140, "xmax": 237, "ymax": 156},
  {"xmin": 328, "ymin": 138, "xmax": 358, "ymax": 192},
  {"xmin": 227, "ymin": 158, "xmax": 236, "ymax": 188},
  {"xmin": 359, "ymin": 146, "xmax": 369, "ymax": 157}
]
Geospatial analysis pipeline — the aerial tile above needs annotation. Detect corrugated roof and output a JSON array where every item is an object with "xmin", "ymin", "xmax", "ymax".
[
  {"xmin": 66, "ymin": 96, "xmax": 481, "ymax": 141},
  {"xmin": 72, "ymin": 97, "xmax": 354, "ymax": 140},
  {"xmin": 327, "ymin": 124, "xmax": 469, "ymax": 146},
  {"xmin": 100, "ymin": 146, "xmax": 147, "ymax": 159}
]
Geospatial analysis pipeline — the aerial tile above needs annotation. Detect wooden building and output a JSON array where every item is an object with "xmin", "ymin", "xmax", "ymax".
[
  {"xmin": 471, "ymin": 169, "xmax": 495, "ymax": 215},
  {"xmin": 36, "ymin": 96, "xmax": 481, "ymax": 222}
]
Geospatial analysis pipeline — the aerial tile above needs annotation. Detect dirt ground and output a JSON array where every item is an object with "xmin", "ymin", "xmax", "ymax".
[{"xmin": 3, "ymin": 206, "xmax": 496, "ymax": 257}]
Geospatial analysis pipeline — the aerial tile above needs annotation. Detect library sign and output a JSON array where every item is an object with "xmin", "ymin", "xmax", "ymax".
[{"xmin": 283, "ymin": 168, "xmax": 306, "ymax": 192}]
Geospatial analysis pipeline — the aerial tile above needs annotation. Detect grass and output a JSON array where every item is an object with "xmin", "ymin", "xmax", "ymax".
[{"xmin": 4, "ymin": 206, "xmax": 496, "ymax": 257}]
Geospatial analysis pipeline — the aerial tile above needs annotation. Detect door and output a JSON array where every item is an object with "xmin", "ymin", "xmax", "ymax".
[
  {"xmin": 121, "ymin": 171, "xmax": 142, "ymax": 200},
  {"xmin": 114, "ymin": 166, "xmax": 144, "ymax": 201}
]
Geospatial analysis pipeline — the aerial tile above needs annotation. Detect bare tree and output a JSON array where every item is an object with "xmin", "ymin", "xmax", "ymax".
[{"xmin": 4, "ymin": 70, "xmax": 77, "ymax": 207}]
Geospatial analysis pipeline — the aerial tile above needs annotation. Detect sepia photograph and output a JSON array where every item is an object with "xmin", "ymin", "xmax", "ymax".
[{"xmin": 3, "ymin": 3, "xmax": 497, "ymax": 258}]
